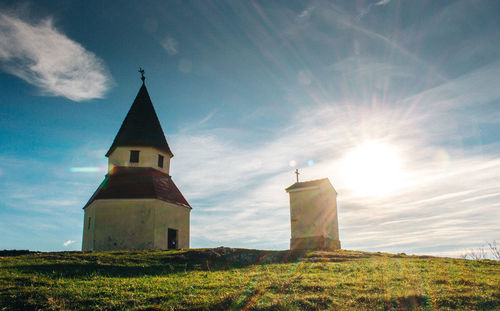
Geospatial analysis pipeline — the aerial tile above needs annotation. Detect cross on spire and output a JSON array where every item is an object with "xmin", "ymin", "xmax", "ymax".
[
  {"xmin": 295, "ymin": 169, "xmax": 300, "ymax": 183},
  {"xmin": 138, "ymin": 67, "xmax": 145, "ymax": 84}
]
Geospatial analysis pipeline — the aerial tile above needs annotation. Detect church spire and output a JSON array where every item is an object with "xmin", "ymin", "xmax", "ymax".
[{"xmin": 105, "ymin": 75, "xmax": 173, "ymax": 157}]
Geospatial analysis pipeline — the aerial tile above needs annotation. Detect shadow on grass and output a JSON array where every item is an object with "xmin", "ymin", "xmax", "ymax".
[
  {"xmin": 0, "ymin": 250, "xmax": 39, "ymax": 257},
  {"xmin": 1, "ymin": 248, "xmax": 370, "ymax": 279},
  {"xmin": 2, "ymin": 248, "xmax": 295, "ymax": 278}
]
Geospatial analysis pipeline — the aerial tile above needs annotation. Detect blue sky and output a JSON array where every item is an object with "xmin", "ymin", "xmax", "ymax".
[{"xmin": 0, "ymin": 0, "xmax": 499, "ymax": 256}]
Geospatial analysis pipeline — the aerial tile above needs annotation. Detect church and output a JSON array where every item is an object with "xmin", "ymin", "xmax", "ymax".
[{"xmin": 82, "ymin": 71, "xmax": 191, "ymax": 251}]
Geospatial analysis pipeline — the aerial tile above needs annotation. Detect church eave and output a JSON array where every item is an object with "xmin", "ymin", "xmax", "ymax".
[
  {"xmin": 105, "ymin": 144, "xmax": 174, "ymax": 158},
  {"xmin": 83, "ymin": 197, "xmax": 191, "ymax": 210},
  {"xmin": 285, "ymin": 178, "xmax": 335, "ymax": 192},
  {"xmin": 83, "ymin": 167, "xmax": 191, "ymax": 209}
]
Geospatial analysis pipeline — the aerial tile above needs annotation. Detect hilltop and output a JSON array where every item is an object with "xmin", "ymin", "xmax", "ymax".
[{"xmin": 0, "ymin": 248, "xmax": 498, "ymax": 310}]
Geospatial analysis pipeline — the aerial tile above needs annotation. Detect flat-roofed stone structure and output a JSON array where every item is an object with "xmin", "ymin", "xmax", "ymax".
[{"xmin": 286, "ymin": 178, "xmax": 340, "ymax": 251}]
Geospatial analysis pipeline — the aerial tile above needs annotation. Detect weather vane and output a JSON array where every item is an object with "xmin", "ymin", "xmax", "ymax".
[{"xmin": 138, "ymin": 67, "xmax": 145, "ymax": 84}]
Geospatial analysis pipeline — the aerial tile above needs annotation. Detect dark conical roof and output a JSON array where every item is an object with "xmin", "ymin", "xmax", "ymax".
[{"xmin": 106, "ymin": 83, "xmax": 173, "ymax": 157}]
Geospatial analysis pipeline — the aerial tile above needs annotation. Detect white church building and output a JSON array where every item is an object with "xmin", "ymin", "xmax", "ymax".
[{"xmin": 82, "ymin": 72, "xmax": 191, "ymax": 251}]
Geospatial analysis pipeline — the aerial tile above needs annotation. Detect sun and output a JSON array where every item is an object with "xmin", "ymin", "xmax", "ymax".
[{"xmin": 340, "ymin": 140, "xmax": 404, "ymax": 197}]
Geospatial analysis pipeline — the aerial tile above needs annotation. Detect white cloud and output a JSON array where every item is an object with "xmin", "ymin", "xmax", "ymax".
[
  {"xmin": 296, "ymin": 6, "xmax": 315, "ymax": 22},
  {"xmin": 63, "ymin": 240, "xmax": 75, "ymax": 247},
  {"xmin": 161, "ymin": 35, "xmax": 179, "ymax": 56},
  {"xmin": 0, "ymin": 13, "xmax": 111, "ymax": 101},
  {"xmin": 375, "ymin": 0, "xmax": 392, "ymax": 6}
]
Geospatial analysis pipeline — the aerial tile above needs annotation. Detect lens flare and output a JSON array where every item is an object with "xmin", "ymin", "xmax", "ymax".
[{"xmin": 68, "ymin": 167, "xmax": 102, "ymax": 173}]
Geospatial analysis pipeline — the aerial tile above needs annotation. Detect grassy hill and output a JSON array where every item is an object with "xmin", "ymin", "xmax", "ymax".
[{"xmin": 0, "ymin": 248, "xmax": 498, "ymax": 310}]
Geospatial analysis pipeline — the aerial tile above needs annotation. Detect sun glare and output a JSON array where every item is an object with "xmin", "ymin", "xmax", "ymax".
[{"xmin": 340, "ymin": 141, "xmax": 404, "ymax": 197}]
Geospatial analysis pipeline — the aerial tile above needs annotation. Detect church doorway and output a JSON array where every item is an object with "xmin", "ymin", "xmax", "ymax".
[{"xmin": 168, "ymin": 228, "xmax": 178, "ymax": 250}]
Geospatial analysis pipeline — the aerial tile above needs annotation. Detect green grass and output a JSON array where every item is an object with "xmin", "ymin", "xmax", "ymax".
[{"xmin": 0, "ymin": 248, "xmax": 498, "ymax": 310}]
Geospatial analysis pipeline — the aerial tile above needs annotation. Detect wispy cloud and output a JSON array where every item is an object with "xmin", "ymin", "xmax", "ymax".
[
  {"xmin": 63, "ymin": 240, "xmax": 75, "ymax": 247},
  {"xmin": 161, "ymin": 35, "xmax": 179, "ymax": 56},
  {"xmin": 296, "ymin": 6, "xmax": 315, "ymax": 22},
  {"xmin": 375, "ymin": 0, "xmax": 392, "ymax": 6},
  {"xmin": 178, "ymin": 110, "xmax": 217, "ymax": 133},
  {"xmin": 0, "ymin": 13, "xmax": 111, "ymax": 101},
  {"xmin": 356, "ymin": 0, "xmax": 392, "ymax": 20}
]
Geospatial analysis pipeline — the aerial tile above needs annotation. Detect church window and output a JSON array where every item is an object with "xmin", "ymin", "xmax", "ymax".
[
  {"xmin": 158, "ymin": 154, "xmax": 164, "ymax": 168},
  {"xmin": 130, "ymin": 150, "xmax": 140, "ymax": 163},
  {"xmin": 88, "ymin": 217, "xmax": 91, "ymax": 229}
]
